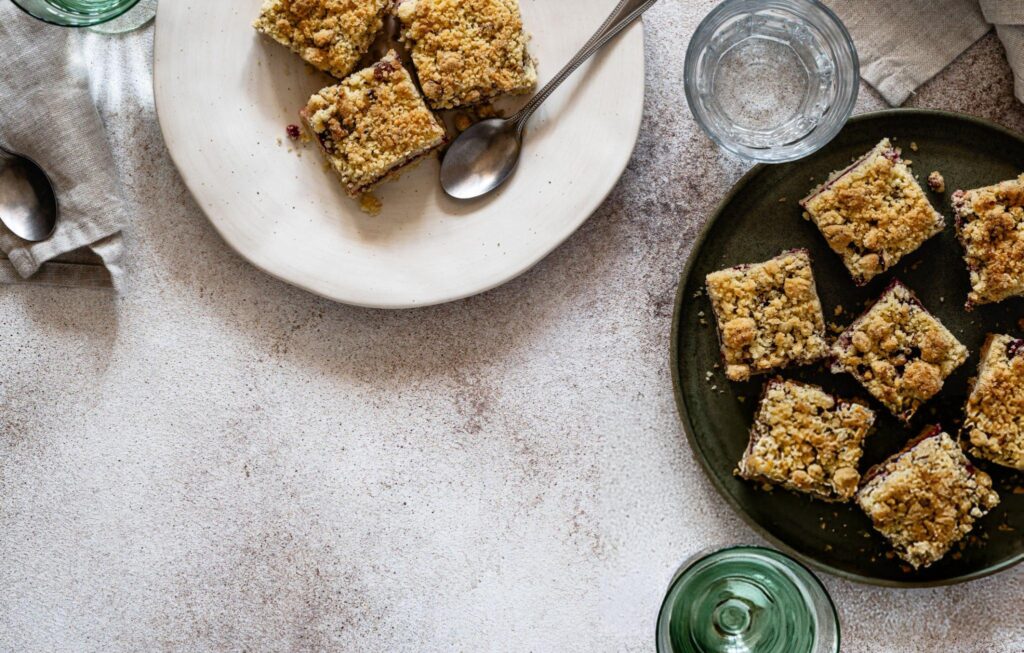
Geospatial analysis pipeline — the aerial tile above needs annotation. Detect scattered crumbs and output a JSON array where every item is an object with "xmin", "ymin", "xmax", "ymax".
[
  {"xmin": 861, "ymin": 531, "xmax": 871, "ymax": 539},
  {"xmin": 828, "ymin": 321, "xmax": 844, "ymax": 334},
  {"xmin": 760, "ymin": 482, "xmax": 773, "ymax": 492},
  {"xmin": 778, "ymin": 197, "xmax": 788, "ymax": 203},
  {"xmin": 453, "ymin": 112, "xmax": 473, "ymax": 133},
  {"xmin": 699, "ymin": 318, "xmax": 708, "ymax": 326},
  {"xmin": 276, "ymin": 137, "xmax": 283, "ymax": 146},
  {"xmin": 820, "ymin": 522, "xmax": 826, "ymax": 530},
  {"xmin": 997, "ymin": 523, "xmax": 1014, "ymax": 532},
  {"xmin": 824, "ymin": 544, "xmax": 832, "ymax": 552},
  {"xmin": 710, "ymin": 384, "xmax": 718, "ymax": 391},
  {"xmin": 286, "ymin": 124, "xmax": 301, "ymax": 141},
  {"xmin": 738, "ymin": 396, "xmax": 747, "ymax": 403},
  {"xmin": 900, "ymin": 564, "xmax": 913, "ymax": 574},
  {"xmin": 359, "ymin": 193, "xmax": 382, "ymax": 216},
  {"xmin": 884, "ymin": 551, "xmax": 895, "ymax": 560},
  {"xmin": 693, "ymin": 288, "xmax": 704, "ymax": 299},
  {"xmin": 713, "ymin": 363, "xmax": 721, "ymax": 369},
  {"xmin": 952, "ymin": 551, "xmax": 963, "ymax": 560},
  {"xmin": 940, "ymin": 296, "xmax": 945, "ymax": 303},
  {"xmin": 1013, "ymin": 486, "xmax": 1024, "ymax": 495},
  {"xmin": 705, "ymin": 371, "xmax": 714, "ymax": 381},
  {"xmin": 869, "ymin": 556, "xmax": 877, "ymax": 563},
  {"xmin": 910, "ymin": 141, "xmax": 919, "ymax": 152},
  {"xmin": 927, "ymin": 170, "xmax": 946, "ymax": 194},
  {"xmin": 834, "ymin": 305, "xmax": 844, "ymax": 316},
  {"xmin": 697, "ymin": 310, "xmax": 705, "ymax": 317}
]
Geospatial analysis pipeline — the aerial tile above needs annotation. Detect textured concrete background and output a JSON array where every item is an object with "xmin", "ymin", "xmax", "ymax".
[{"xmin": 2, "ymin": 2, "xmax": 1024, "ymax": 651}]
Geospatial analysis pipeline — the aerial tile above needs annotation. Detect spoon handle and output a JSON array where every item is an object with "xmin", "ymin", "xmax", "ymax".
[{"xmin": 513, "ymin": 0, "xmax": 659, "ymax": 134}]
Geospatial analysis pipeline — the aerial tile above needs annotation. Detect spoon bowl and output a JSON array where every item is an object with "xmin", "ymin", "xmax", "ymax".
[
  {"xmin": 441, "ymin": 119, "xmax": 522, "ymax": 200},
  {"xmin": 0, "ymin": 148, "xmax": 58, "ymax": 242}
]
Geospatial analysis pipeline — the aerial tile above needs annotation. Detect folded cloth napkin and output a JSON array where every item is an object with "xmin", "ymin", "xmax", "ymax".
[
  {"xmin": 0, "ymin": 3, "xmax": 125, "ymax": 289},
  {"xmin": 826, "ymin": 0, "xmax": 1024, "ymax": 106}
]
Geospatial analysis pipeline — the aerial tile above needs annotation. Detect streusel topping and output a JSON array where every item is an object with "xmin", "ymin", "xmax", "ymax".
[
  {"xmin": 395, "ymin": 0, "xmax": 537, "ymax": 109},
  {"xmin": 856, "ymin": 429, "xmax": 999, "ymax": 569},
  {"xmin": 301, "ymin": 51, "xmax": 447, "ymax": 197},
  {"xmin": 254, "ymin": 0, "xmax": 388, "ymax": 79},
  {"xmin": 706, "ymin": 250, "xmax": 829, "ymax": 382},
  {"xmin": 965, "ymin": 334, "xmax": 1024, "ymax": 470},
  {"xmin": 831, "ymin": 281, "xmax": 968, "ymax": 422},
  {"xmin": 738, "ymin": 379, "xmax": 876, "ymax": 502},
  {"xmin": 953, "ymin": 174, "xmax": 1024, "ymax": 307},
  {"xmin": 801, "ymin": 138, "xmax": 945, "ymax": 284}
]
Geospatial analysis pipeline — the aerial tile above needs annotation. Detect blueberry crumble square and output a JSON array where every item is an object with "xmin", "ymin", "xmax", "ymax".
[
  {"xmin": 856, "ymin": 427, "xmax": 999, "ymax": 569},
  {"xmin": 831, "ymin": 281, "xmax": 968, "ymax": 422},
  {"xmin": 254, "ymin": 0, "xmax": 388, "ymax": 79},
  {"xmin": 705, "ymin": 250, "xmax": 829, "ymax": 383},
  {"xmin": 952, "ymin": 174, "xmax": 1024, "ymax": 308},
  {"xmin": 737, "ymin": 378, "xmax": 876, "ymax": 502},
  {"xmin": 801, "ymin": 138, "xmax": 945, "ymax": 285},
  {"xmin": 394, "ymin": 0, "xmax": 537, "ymax": 109},
  {"xmin": 964, "ymin": 334, "xmax": 1024, "ymax": 470},
  {"xmin": 300, "ymin": 50, "xmax": 448, "ymax": 198}
]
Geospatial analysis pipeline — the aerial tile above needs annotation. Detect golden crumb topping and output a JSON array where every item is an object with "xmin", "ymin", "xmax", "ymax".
[
  {"xmin": 953, "ymin": 174, "xmax": 1024, "ymax": 307},
  {"xmin": 831, "ymin": 281, "xmax": 967, "ymax": 422},
  {"xmin": 965, "ymin": 334, "xmax": 1024, "ymax": 470},
  {"xmin": 301, "ymin": 51, "xmax": 448, "ymax": 197},
  {"xmin": 395, "ymin": 0, "xmax": 537, "ymax": 109},
  {"xmin": 857, "ymin": 430, "xmax": 999, "ymax": 569},
  {"xmin": 705, "ymin": 250, "xmax": 829, "ymax": 382},
  {"xmin": 802, "ymin": 138, "xmax": 945, "ymax": 284},
  {"xmin": 254, "ymin": 0, "xmax": 387, "ymax": 78},
  {"xmin": 738, "ymin": 379, "xmax": 876, "ymax": 502}
]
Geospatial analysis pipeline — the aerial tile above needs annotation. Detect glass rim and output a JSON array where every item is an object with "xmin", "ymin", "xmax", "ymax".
[
  {"xmin": 683, "ymin": 0, "xmax": 860, "ymax": 164},
  {"xmin": 9, "ymin": 0, "xmax": 143, "ymax": 27},
  {"xmin": 655, "ymin": 544, "xmax": 841, "ymax": 653}
]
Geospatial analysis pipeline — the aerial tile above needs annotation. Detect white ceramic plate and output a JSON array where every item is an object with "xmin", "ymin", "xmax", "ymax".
[{"xmin": 154, "ymin": 0, "xmax": 645, "ymax": 308}]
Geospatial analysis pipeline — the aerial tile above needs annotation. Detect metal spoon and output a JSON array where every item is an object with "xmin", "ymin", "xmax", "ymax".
[
  {"xmin": 441, "ymin": 0, "xmax": 659, "ymax": 200},
  {"xmin": 0, "ymin": 146, "xmax": 58, "ymax": 242}
]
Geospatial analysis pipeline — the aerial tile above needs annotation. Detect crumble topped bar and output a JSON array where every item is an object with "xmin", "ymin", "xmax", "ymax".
[
  {"xmin": 952, "ymin": 174, "xmax": 1024, "ymax": 307},
  {"xmin": 705, "ymin": 250, "xmax": 829, "ymax": 382},
  {"xmin": 831, "ymin": 281, "xmax": 968, "ymax": 422},
  {"xmin": 856, "ymin": 428, "xmax": 999, "ymax": 569},
  {"xmin": 301, "ymin": 51, "xmax": 448, "ymax": 198},
  {"xmin": 737, "ymin": 379, "xmax": 876, "ymax": 502},
  {"xmin": 394, "ymin": 0, "xmax": 537, "ymax": 109},
  {"xmin": 801, "ymin": 138, "xmax": 945, "ymax": 285},
  {"xmin": 964, "ymin": 334, "xmax": 1024, "ymax": 470},
  {"xmin": 254, "ymin": 0, "xmax": 388, "ymax": 79}
]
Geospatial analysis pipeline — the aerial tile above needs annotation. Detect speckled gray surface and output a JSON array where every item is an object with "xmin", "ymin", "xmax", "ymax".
[{"xmin": 2, "ymin": 3, "xmax": 1024, "ymax": 652}]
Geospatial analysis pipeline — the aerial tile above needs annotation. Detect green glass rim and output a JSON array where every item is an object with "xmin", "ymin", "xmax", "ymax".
[
  {"xmin": 9, "ymin": 0, "xmax": 142, "ymax": 27},
  {"xmin": 655, "ymin": 545, "xmax": 841, "ymax": 653},
  {"xmin": 669, "ymin": 108, "xmax": 1024, "ymax": 588}
]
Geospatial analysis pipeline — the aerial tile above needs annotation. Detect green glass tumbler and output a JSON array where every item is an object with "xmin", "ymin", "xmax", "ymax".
[
  {"xmin": 9, "ymin": 0, "xmax": 154, "ymax": 30},
  {"xmin": 656, "ymin": 546, "xmax": 840, "ymax": 653}
]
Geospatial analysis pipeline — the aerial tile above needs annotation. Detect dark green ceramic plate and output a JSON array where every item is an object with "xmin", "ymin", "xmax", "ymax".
[{"xmin": 671, "ymin": 109, "xmax": 1024, "ymax": 587}]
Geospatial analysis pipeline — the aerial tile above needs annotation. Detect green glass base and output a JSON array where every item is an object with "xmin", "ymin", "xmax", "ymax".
[{"xmin": 656, "ymin": 546, "xmax": 840, "ymax": 653}]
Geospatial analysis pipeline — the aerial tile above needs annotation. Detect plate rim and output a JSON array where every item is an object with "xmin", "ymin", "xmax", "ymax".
[
  {"xmin": 151, "ymin": 3, "xmax": 647, "ymax": 310},
  {"xmin": 670, "ymin": 108, "xmax": 1024, "ymax": 588}
]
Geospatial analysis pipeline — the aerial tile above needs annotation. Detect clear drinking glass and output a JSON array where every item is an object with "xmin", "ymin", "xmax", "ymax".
[
  {"xmin": 9, "ymin": 0, "xmax": 156, "ymax": 32},
  {"xmin": 684, "ymin": 0, "xmax": 859, "ymax": 163},
  {"xmin": 656, "ymin": 546, "xmax": 840, "ymax": 653}
]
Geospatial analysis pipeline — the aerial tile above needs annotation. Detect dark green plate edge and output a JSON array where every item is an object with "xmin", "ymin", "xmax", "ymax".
[{"xmin": 669, "ymin": 108, "xmax": 1024, "ymax": 588}]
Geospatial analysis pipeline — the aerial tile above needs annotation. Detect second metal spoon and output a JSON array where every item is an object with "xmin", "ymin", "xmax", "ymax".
[
  {"xmin": 440, "ymin": 0, "xmax": 659, "ymax": 200},
  {"xmin": 0, "ymin": 146, "xmax": 58, "ymax": 242}
]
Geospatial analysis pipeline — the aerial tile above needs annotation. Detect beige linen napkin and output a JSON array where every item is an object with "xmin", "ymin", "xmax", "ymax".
[
  {"xmin": 0, "ymin": 4, "xmax": 126, "ymax": 289},
  {"xmin": 826, "ymin": 0, "xmax": 1024, "ymax": 106}
]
